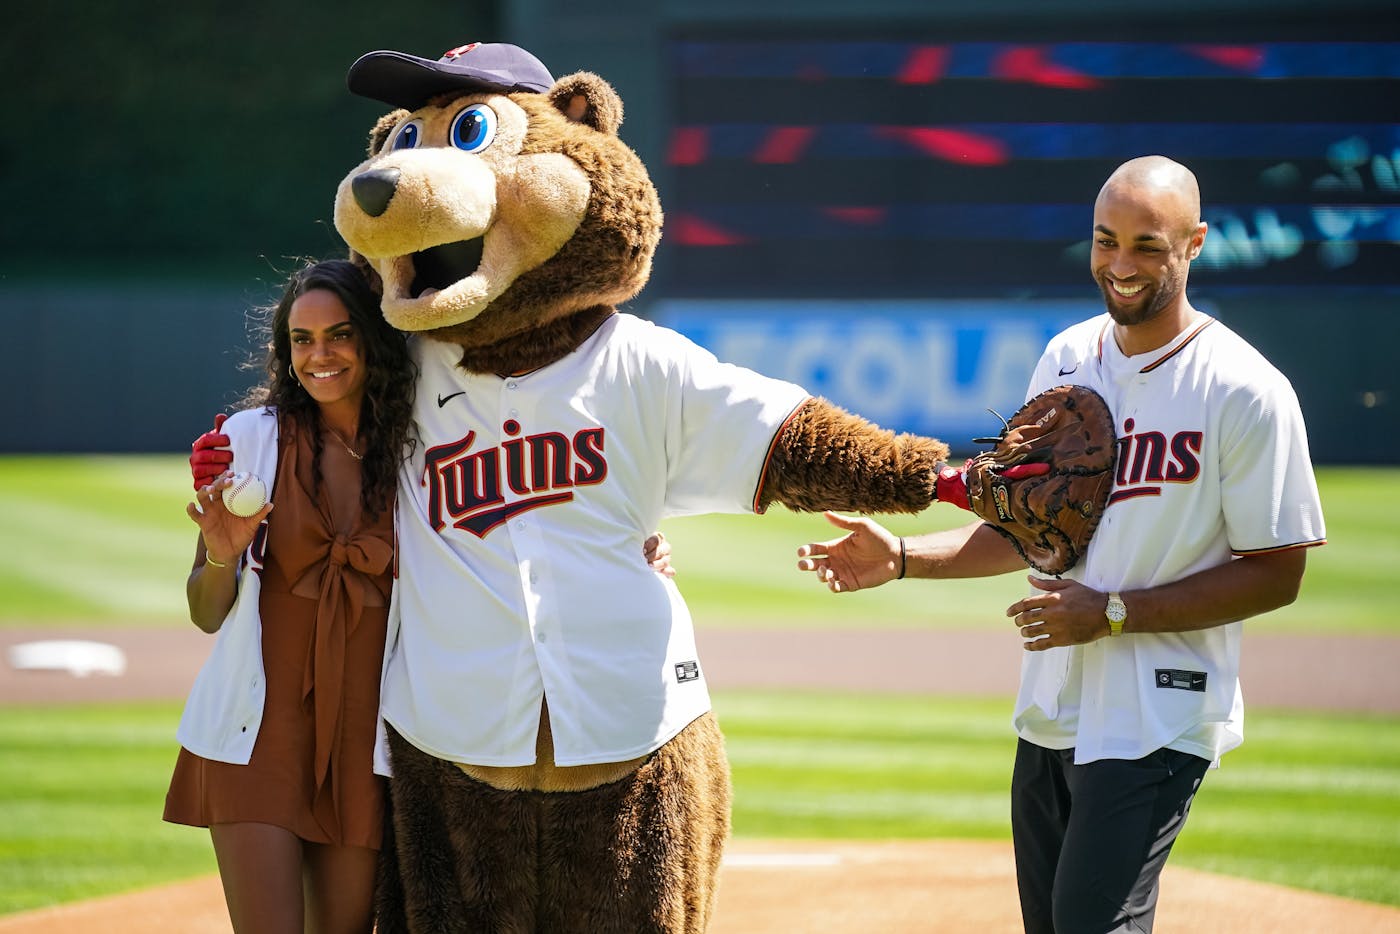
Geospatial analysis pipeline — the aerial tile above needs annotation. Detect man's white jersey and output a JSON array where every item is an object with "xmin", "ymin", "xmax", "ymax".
[
  {"xmin": 1014, "ymin": 314, "xmax": 1326, "ymax": 765},
  {"xmin": 381, "ymin": 313, "xmax": 809, "ymax": 767}
]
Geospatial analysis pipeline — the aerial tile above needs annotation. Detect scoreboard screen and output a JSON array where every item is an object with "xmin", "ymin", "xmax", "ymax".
[{"xmin": 661, "ymin": 29, "xmax": 1400, "ymax": 299}]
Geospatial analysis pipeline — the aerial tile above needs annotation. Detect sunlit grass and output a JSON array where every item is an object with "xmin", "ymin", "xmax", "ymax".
[
  {"xmin": 0, "ymin": 458, "xmax": 1391, "ymax": 632},
  {"xmin": 1, "ymin": 695, "xmax": 1397, "ymax": 916}
]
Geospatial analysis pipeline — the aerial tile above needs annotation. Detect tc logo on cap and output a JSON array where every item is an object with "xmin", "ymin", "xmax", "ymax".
[{"xmin": 442, "ymin": 43, "xmax": 480, "ymax": 59}]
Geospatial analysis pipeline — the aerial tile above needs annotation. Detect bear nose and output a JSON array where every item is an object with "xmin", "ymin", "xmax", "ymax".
[{"xmin": 351, "ymin": 167, "xmax": 401, "ymax": 217}]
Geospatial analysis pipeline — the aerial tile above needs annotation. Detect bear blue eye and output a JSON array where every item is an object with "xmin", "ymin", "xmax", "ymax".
[
  {"xmin": 451, "ymin": 105, "xmax": 497, "ymax": 153},
  {"xmin": 392, "ymin": 120, "xmax": 423, "ymax": 151}
]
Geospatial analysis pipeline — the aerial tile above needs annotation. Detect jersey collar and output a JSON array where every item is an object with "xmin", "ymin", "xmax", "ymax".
[{"xmin": 1097, "ymin": 315, "xmax": 1217, "ymax": 374}]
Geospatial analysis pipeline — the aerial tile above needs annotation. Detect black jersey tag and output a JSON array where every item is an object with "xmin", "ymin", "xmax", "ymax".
[{"xmin": 1155, "ymin": 669, "xmax": 1207, "ymax": 692}]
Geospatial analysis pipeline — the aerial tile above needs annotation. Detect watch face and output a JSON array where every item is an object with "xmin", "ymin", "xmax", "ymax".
[{"xmin": 1107, "ymin": 600, "xmax": 1127, "ymax": 623}]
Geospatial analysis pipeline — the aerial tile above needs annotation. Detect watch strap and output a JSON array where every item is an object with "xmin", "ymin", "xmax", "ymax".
[{"xmin": 1106, "ymin": 591, "xmax": 1126, "ymax": 636}]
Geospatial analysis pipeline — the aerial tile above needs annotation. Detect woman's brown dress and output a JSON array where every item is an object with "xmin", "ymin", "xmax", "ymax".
[{"xmin": 164, "ymin": 423, "xmax": 393, "ymax": 849}]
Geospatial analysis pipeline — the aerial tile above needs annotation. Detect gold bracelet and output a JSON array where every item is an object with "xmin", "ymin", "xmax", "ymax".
[
  {"xmin": 897, "ymin": 537, "xmax": 907, "ymax": 580},
  {"xmin": 204, "ymin": 555, "xmax": 231, "ymax": 569}
]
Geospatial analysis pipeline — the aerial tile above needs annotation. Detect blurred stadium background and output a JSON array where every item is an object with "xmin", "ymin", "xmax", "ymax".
[{"xmin": 1, "ymin": 0, "xmax": 1396, "ymax": 458}]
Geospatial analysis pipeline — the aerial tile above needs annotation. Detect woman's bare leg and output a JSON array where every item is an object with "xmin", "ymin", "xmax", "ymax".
[
  {"xmin": 303, "ymin": 841, "xmax": 378, "ymax": 934},
  {"xmin": 210, "ymin": 822, "xmax": 305, "ymax": 934}
]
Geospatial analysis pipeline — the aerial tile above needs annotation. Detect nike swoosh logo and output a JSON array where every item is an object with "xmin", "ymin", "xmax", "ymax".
[
  {"xmin": 1058, "ymin": 364, "xmax": 1078, "ymax": 376},
  {"xmin": 437, "ymin": 391, "xmax": 467, "ymax": 408}
]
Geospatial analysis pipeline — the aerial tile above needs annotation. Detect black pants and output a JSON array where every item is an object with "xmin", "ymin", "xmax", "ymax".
[{"xmin": 1011, "ymin": 739, "xmax": 1210, "ymax": 934}]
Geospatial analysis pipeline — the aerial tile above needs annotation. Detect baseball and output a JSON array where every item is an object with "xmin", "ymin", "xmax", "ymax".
[{"xmin": 221, "ymin": 472, "xmax": 268, "ymax": 518}]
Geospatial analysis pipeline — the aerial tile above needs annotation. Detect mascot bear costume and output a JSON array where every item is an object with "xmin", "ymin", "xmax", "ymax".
[{"xmin": 330, "ymin": 41, "xmax": 972, "ymax": 933}]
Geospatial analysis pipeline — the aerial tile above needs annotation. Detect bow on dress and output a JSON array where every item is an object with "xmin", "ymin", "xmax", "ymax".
[{"xmin": 281, "ymin": 507, "xmax": 394, "ymax": 830}]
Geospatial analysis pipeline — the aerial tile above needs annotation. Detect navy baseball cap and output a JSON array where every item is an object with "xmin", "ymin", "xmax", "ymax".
[{"xmin": 347, "ymin": 42, "xmax": 555, "ymax": 109}]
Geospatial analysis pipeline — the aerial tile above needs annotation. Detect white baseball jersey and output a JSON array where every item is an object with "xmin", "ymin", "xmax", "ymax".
[
  {"xmin": 380, "ymin": 313, "xmax": 810, "ymax": 767},
  {"xmin": 1013, "ymin": 313, "xmax": 1325, "ymax": 765}
]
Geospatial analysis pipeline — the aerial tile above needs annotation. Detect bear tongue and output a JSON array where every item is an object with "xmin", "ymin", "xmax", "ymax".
[{"xmin": 410, "ymin": 237, "xmax": 485, "ymax": 297}]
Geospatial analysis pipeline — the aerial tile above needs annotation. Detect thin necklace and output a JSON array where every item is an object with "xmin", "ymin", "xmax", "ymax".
[{"xmin": 326, "ymin": 425, "xmax": 363, "ymax": 461}]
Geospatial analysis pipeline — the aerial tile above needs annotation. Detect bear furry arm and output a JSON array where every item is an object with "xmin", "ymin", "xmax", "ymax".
[{"xmin": 759, "ymin": 397, "xmax": 949, "ymax": 515}]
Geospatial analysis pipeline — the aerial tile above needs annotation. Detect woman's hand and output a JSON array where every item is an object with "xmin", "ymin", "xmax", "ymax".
[{"xmin": 186, "ymin": 471, "xmax": 272, "ymax": 567}]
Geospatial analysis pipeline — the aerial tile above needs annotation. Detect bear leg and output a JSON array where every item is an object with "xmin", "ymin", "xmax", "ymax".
[
  {"xmin": 384, "ymin": 724, "xmax": 541, "ymax": 933},
  {"xmin": 537, "ymin": 712, "xmax": 732, "ymax": 933},
  {"xmin": 383, "ymin": 714, "xmax": 730, "ymax": 933}
]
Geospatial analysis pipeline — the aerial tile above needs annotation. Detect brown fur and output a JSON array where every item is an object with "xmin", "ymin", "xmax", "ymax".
[
  {"xmin": 762, "ymin": 398, "xmax": 949, "ymax": 514},
  {"xmin": 378, "ymin": 716, "xmax": 731, "ymax": 934},
  {"xmin": 547, "ymin": 72, "xmax": 625, "ymax": 136},
  {"xmin": 340, "ymin": 61, "xmax": 957, "ymax": 934},
  {"xmin": 427, "ymin": 85, "xmax": 661, "ymax": 374},
  {"xmin": 367, "ymin": 109, "xmax": 410, "ymax": 155},
  {"xmin": 345, "ymin": 79, "xmax": 659, "ymax": 375}
]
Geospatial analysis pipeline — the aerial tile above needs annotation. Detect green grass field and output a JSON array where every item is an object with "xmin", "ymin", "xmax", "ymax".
[
  {"xmin": 0, "ymin": 457, "xmax": 1398, "ymax": 916},
  {"xmin": 1, "ymin": 695, "xmax": 1397, "ymax": 916},
  {"xmin": 0, "ymin": 457, "xmax": 1395, "ymax": 632}
]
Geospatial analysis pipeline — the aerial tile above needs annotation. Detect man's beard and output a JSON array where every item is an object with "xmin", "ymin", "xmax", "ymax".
[{"xmin": 1099, "ymin": 278, "xmax": 1174, "ymax": 327}]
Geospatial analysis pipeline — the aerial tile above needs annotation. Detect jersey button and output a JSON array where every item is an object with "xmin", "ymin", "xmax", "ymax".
[{"xmin": 506, "ymin": 381, "xmax": 518, "ymax": 390}]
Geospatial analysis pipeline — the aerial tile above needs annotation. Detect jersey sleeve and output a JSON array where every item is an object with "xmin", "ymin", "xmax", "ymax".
[
  {"xmin": 655, "ymin": 328, "xmax": 809, "ymax": 517},
  {"xmin": 1218, "ymin": 372, "xmax": 1326, "ymax": 554}
]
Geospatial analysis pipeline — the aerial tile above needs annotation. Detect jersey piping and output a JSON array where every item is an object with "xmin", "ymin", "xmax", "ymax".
[
  {"xmin": 751, "ymin": 396, "xmax": 814, "ymax": 514},
  {"xmin": 1233, "ymin": 539, "xmax": 1327, "ymax": 557},
  {"xmin": 1093, "ymin": 316, "xmax": 1218, "ymax": 374}
]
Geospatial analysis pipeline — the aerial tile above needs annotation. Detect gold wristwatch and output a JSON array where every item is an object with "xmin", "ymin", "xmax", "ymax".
[{"xmin": 1105, "ymin": 592, "xmax": 1127, "ymax": 636}]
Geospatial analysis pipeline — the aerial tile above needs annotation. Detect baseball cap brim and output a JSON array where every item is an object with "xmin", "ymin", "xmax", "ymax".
[{"xmin": 347, "ymin": 46, "xmax": 555, "ymax": 110}]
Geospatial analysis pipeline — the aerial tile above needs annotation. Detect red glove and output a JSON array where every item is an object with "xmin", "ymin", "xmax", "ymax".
[
  {"xmin": 935, "ymin": 462, "xmax": 1050, "ymax": 512},
  {"xmin": 190, "ymin": 413, "xmax": 233, "ymax": 490}
]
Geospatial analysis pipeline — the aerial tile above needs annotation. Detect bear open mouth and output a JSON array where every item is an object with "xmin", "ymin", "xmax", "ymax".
[{"xmin": 410, "ymin": 237, "xmax": 485, "ymax": 297}]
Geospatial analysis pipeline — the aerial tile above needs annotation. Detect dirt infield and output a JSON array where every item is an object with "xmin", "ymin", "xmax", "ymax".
[
  {"xmin": 5, "ymin": 625, "xmax": 1399, "ymax": 711},
  {"xmin": 3, "ymin": 624, "xmax": 1400, "ymax": 932},
  {"xmin": 2, "ymin": 839, "xmax": 1398, "ymax": 933}
]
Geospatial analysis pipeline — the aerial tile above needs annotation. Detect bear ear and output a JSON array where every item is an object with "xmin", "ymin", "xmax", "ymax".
[
  {"xmin": 547, "ymin": 72, "xmax": 623, "ymax": 136},
  {"xmin": 367, "ymin": 109, "xmax": 410, "ymax": 156}
]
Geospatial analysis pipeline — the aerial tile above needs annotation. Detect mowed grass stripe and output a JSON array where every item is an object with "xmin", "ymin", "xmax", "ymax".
[
  {"xmin": 0, "ymin": 512, "xmax": 191, "ymax": 618},
  {"xmin": 1284, "ymin": 467, "xmax": 1400, "ymax": 623},
  {"xmin": 723, "ymin": 692, "xmax": 1011, "ymax": 839},
  {"xmin": 1, "ymin": 696, "xmax": 1399, "ymax": 915},
  {"xmin": 0, "ymin": 702, "xmax": 215, "ymax": 914},
  {"xmin": 0, "ymin": 456, "xmax": 195, "ymax": 621},
  {"xmin": 716, "ymin": 690, "xmax": 1400, "ymax": 906},
  {"xmin": 3, "ymin": 457, "xmax": 1398, "ymax": 631},
  {"xmin": 735, "ymin": 787, "xmax": 1010, "ymax": 830}
]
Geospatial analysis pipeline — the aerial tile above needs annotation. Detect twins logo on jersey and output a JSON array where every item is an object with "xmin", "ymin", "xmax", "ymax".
[
  {"xmin": 422, "ymin": 419, "xmax": 608, "ymax": 537},
  {"xmin": 1108, "ymin": 417, "xmax": 1203, "ymax": 505}
]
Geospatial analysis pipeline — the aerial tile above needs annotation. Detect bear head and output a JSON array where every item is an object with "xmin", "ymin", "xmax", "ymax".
[{"xmin": 333, "ymin": 43, "xmax": 662, "ymax": 375}]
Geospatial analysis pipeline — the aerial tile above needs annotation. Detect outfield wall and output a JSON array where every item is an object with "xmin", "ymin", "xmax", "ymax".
[
  {"xmin": 1, "ymin": 287, "xmax": 1392, "ymax": 463},
  {"xmin": 3, "ymin": 0, "xmax": 1394, "ymax": 462}
]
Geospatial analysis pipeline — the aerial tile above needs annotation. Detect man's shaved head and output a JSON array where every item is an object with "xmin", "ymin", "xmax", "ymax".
[
  {"xmin": 1097, "ymin": 155, "xmax": 1201, "ymax": 238},
  {"xmin": 1090, "ymin": 155, "xmax": 1209, "ymax": 341}
]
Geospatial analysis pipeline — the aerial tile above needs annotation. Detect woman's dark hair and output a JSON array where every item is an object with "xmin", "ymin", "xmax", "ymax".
[{"xmin": 242, "ymin": 259, "xmax": 416, "ymax": 518}]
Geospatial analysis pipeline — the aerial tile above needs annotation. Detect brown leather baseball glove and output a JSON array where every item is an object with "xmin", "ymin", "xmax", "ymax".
[{"xmin": 935, "ymin": 384, "xmax": 1116, "ymax": 575}]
